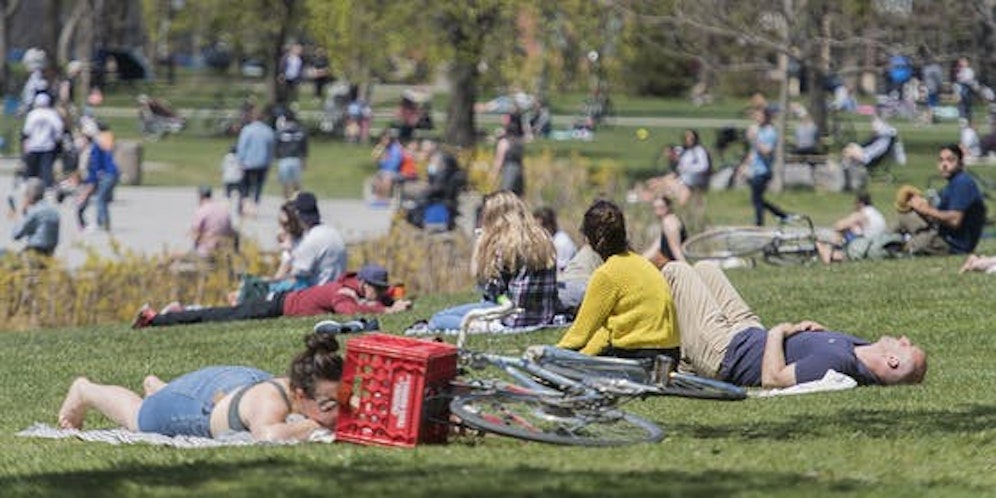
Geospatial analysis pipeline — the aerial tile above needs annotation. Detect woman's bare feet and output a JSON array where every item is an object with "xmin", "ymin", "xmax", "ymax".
[
  {"xmin": 57, "ymin": 377, "xmax": 90, "ymax": 429},
  {"xmin": 142, "ymin": 375, "xmax": 166, "ymax": 397},
  {"xmin": 959, "ymin": 254, "xmax": 979, "ymax": 274}
]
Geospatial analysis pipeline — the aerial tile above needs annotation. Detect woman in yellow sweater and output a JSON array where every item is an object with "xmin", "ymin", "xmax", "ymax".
[{"xmin": 556, "ymin": 199, "xmax": 680, "ymax": 364}]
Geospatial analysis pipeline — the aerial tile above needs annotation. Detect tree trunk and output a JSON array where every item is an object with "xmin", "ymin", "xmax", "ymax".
[
  {"xmin": 1, "ymin": 0, "xmax": 23, "ymax": 95},
  {"xmin": 808, "ymin": 9, "xmax": 831, "ymax": 139},
  {"xmin": 78, "ymin": 0, "xmax": 94, "ymax": 109},
  {"xmin": 446, "ymin": 60, "xmax": 478, "ymax": 148},
  {"xmin": 772, "ymin": 51, "xmax": 789, "ymax": 193},
  {"xmin": 269, "ymin": 0, "xmax": 300, "ymax": 106},
  {"xmin": 43, "ymin": 0, "xmax": 58, "ymax": 62},
  {"xmin": 57, "ymin": 0, "xmax": 87, "ymax": 67}
]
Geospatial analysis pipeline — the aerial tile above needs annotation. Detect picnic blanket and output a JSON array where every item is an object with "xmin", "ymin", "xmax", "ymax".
[
  {"xmin": 751, "ymin": 369, "xmax": 857, "ymax": 397},
  {"xmin": 17, "ymin": 423, "xmax": 335, "ymax": 448}
]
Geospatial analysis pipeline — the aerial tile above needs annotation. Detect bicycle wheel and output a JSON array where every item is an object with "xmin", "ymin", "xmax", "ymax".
[
  {"xmin": 661, "ymin": 372, "xmax": 747, "ymax": 401},
  {"xmin": 764, "ymin": 216, "xmax": 818, "ymax": 266},
  {"xmin": 450, "ymin": 391, "xmax": 664, "ymax": 446},
  {"xmin": 681, "ymin": 227, "xmax": 775, "ymax": 260}
]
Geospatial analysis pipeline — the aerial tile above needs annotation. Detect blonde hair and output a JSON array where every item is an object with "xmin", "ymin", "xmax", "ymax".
[{"xmin": 472, "ymin": 191, "xmax": 556, "ymax": 281}]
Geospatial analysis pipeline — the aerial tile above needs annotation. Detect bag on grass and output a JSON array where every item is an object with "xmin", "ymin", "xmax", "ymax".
[{"xmin": 236, "ymin": 274, "xmax": 270, "ymax": 303}]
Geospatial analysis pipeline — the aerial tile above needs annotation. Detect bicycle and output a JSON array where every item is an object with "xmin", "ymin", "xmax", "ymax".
[
  {"xmin": 445, "ymin": 300, "xmax": 746, "ymax": 446},
  {"xmin": 681, "ymin": 214, "xmax": 822, "ymax": 267}
]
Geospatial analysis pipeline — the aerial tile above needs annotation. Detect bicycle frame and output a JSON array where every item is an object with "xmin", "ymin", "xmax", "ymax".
[
  {"xmin": 446, "ymin": 302, "xmax": 743, "ymax": 445},
  {"xmin": 456, "ymin": 301, "xmax": 665, "ymax": 401}
]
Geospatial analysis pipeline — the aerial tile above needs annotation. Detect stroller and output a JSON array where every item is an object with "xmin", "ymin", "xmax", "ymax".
[
  {"xmin": 401, "ymin": 152, "xmax": 466, "ymax": 232},
  {"xmin": 319, "ymin": 82, "xmax": 351, "ymax": 137},
  {"xmin": 137, "ymin": 95, "xmax": 185, "ymax": 139}
]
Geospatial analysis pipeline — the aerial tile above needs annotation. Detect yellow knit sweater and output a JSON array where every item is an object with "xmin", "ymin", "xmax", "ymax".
[{"xmin": 556, "ymin": 252, "xmax": 678, "ymax": 355}]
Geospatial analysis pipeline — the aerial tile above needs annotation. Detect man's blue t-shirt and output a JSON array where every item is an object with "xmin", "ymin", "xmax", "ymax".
[
  {"xmin": 938, "ymin": 170, "xmax": 986, "ymax": 254},
  {"xmin": 720, "ymin": 327, "xmax": 879, "ymax": 387}
]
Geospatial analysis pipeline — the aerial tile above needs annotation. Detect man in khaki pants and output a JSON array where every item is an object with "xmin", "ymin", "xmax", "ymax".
[{"xmin": 661, "ymin": 261, "xmax": 927, "ymax": 388}]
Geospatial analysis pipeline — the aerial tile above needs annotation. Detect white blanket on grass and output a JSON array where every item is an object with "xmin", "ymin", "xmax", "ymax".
[
  {"xmin": 751, "ymin": 369, "xmax": 858, "ymax": 397},
  {"xmin": 16, "ymin": 423, "xmax": 335, "ymax": 448}
]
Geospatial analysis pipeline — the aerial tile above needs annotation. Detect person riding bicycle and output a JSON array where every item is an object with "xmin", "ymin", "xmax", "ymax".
[{"xmin": 662, "ymin": 260, "xmax": 927, "ymax": 388}]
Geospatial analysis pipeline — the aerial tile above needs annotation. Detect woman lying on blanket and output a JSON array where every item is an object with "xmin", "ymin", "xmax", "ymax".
[
  {"xmin": 57, "ymin": 331, "xmax": 342, "ymax": 441},
  {"xmin": 556, "ymin": 199, "xmax": 681, "ymax": 364},
  {"xmin": 427, "ymin": 190, "xmax": 558, "ymax": 330}
]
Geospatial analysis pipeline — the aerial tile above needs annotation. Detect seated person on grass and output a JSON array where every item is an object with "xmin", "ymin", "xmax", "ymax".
[
  {"xmin": 236, "ymin": 192, "xmax": 347, "ymax": 303},
  {"xmin": 816, "ymin": 192, "xmax": 891, "ymax": 263},
  {"xmin": 133, "ymin": 264, "xmax": 411, "ymax": 328},
  {"xmin": 640, "ymin": 195, "xmax": 687, "ymax": 267},
  {"xmin": 181, "ymin": 185, "xmax": 238, "ymax": 261},
  {"xmin": 556, "ymin": 200, "xmax": 680, "ymax": 365},
  {"xmin": 662, "ymin": 261, "xmax": 927, "ymax": 388},
  {"xmin": 894, "ymin": 145, "xmax": 987, "ymax": 256},
  {"xmin": 556, "ymin": 243, "xmax": 604, "ymax": 317},
  {"xmin": 10, "ymin": 177, "xmax": 60, "ymax": 257},
  {"xmin": 57, "ymin": 331, "xmax": 343, "ymax": 441},
  {"xmin": 427, "ymin": 191, "xmax": 558, "ymax": 331}
]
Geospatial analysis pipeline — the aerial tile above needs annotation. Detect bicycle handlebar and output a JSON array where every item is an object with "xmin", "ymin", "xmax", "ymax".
[{"xmin": 456, "ymin": 298, "xmax": 522, "ymax": 349}]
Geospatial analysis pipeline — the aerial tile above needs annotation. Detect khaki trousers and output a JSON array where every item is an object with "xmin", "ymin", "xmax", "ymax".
[{"xmin": 662, "ymin": 261, "xmax": 764, "ymax": 378}]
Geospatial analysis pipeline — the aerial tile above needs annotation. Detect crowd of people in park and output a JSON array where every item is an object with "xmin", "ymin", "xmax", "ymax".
[{"xmin": 8, "ymin": 45, "xmax": 994, "ymax": 443}]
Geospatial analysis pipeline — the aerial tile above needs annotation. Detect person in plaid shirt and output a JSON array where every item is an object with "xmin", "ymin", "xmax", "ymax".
[{"xmin": 428, "ymin": 191, "xmax": 558, "ymax": 330}]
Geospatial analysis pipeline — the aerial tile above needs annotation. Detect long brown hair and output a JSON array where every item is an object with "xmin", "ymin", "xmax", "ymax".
[{"xmin": 472, "ymin": 191, "xmax": 556, "ymax": 281}]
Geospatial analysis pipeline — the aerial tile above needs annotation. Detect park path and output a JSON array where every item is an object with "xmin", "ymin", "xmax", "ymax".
[{"xmin": 0, "ymin": 157, "xmax": 393, "ymax": 269}]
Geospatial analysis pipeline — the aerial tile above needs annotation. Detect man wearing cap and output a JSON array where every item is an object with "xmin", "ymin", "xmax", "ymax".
[
  {"xmin": 277, "ymin": 192, "xmax": 347, "ymax": 289},
  {"xmin": 21, "ymin": 93, "xmax": 65, "ymax": 189},
  {"xmin": 133, "ymin": 264, "xmax": 412, "ymax": 328},
  {"xmin": 896, "ymin": 144, "xmax": 986, "ymax": 255}
]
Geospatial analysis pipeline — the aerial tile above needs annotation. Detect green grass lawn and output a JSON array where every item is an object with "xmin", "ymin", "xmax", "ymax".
[
  {"xmin": 1, "ymin": 258, "xmax": 994, "ymax": 497},
  {"xmin": 3, "ymin": 80, "xmax": 996, "ymax": 496}
]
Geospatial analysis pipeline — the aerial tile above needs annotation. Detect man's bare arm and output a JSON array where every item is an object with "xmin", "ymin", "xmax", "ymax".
[
  {"xmin": 761, "ymin": 321, "xmax": 826, "ymax": 388},
  {"xmin": 909, "ymin": 195, "xmax": 964, "ymax": 229}
]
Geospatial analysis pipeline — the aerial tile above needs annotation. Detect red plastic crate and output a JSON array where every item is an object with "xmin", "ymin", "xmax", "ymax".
[{"xmin": 336, "ymin": 333, "xmax": 458, "ymax": 448}]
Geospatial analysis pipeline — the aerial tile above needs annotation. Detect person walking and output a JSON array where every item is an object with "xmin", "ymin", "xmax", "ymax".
[
  {"xmin": 21, "ymin": 93, "xmax": 64, "ymax": 190},
  {"xmin": 746, "ymin": 108, "xmax": 788, "ymax": 226},
  {"xmin": 236, "ymin": 108, "xmax": 275, "ymax": 217},
  {"xmin": 274, "ymin": 111, "xmax": 308, "ymax": 200},
  {"xmin": 76, "ymin": 119, "xmax": 119, "ymax": 232}
]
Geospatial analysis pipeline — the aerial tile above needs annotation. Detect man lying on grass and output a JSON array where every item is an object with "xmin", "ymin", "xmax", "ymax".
[
  {"xmin": 662, "ymin": 261, "xmax": 927, "ymax": 388},
  {"xmin": 132, "ymin": 264, "xmax": 410, "ymax": 328},
  {"xmin": 58, "ymin": 331, "xmax": 342, "ymax": 441}
]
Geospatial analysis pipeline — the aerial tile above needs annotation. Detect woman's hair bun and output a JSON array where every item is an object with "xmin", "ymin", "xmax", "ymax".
[{"xmin": 305, "ymin": 331, "xmax": 340, "ymax": 354}]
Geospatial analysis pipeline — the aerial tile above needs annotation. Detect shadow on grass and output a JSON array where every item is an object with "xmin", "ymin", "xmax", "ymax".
[
  {"xmin": 5, "ymin": 405, "xmax": 992, "ymax": 496},
  {"xmin": 668, "ymin": 403, "xmax": 996, "ymax": 441},
  {"xmin": 0, "ymin": 457, "xmax": 892, "ymax": 497}
]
